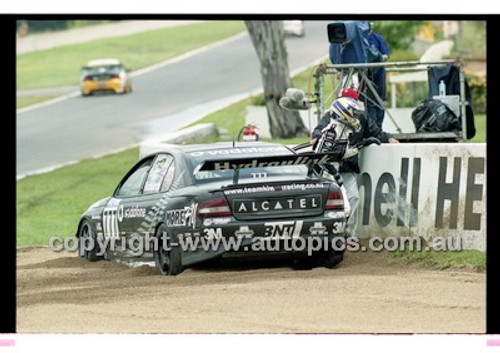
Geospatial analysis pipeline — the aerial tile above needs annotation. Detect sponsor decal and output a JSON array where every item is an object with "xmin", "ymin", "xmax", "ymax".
[
  {"xmin": 325, "ymin": 211, "xmax": 345, "ymax": 219},
  {"xmin": 166, "ymin": 203, "xmax": 198, "ymax": 228},
  {"xmin": 331, "ymin": 221, "xmax": 345, "ymax": 234},
  {"xmin": 123, "ymin": 206, "xmax": 146, "ymax": 219},
  {"xmin": 203, "ymin": 217, "xmax": 231, "ymax": 226},
  {"xmin": 234, "ymin": 195, "xmax": 321, "ymax": 213},
  {"xmin": 359, "ymin": 156, "xmax": 485, "ymax": 231},
  {"xmin": 263, "ymin": 221, "xmax": 303, "ymax": 239},
  {"xmin": 234, "ymin": 226, "xmax": 254, "ymax": 238},
  {"xmin": 203, "ymin": 228, "xmax": 223, "ymax": 240},
  {"xmin": 224, "ymin": 183, "xmax": 326, "ymax": 195},
  {"xmin": 209, "ymin": 154, "xmax": 330, "ymax": 171},
  {"xmin": 309, "ymin": 222, "xmax": 327, "ymax": 235},
  {"xmin": 225, "ymin": 185, "xmax": 276, "ymax": 195},
  {"xmin": 189, "ymin": 146, "xmax": 289, "ymax": 158},
  {"xmin": 281, "ymin": 183, "xmax": 326, "ymax": 191},
  {"xmin": 91, "ymin": 215, "xmax": 101, "ymax": 220}
]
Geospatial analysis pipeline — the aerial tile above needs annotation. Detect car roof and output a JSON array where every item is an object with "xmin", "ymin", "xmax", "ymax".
[
  {"xmin": 180, "ymin": 141, "xmax": 287, "ymax": 152},
  {"xmin": 86, "ymin": 58, "xmax": 122, "ymax": 67}
]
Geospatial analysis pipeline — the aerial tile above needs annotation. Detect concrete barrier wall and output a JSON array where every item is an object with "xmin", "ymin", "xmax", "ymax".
[{"xmin": 356, "ymin": 143, "xmax": 486, "ymax": 251}]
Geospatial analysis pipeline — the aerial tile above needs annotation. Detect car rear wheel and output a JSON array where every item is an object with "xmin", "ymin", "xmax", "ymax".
[
  {"xmin": 319, "ymin": 237, "xmax": 345, "ymax": 268},
  {"xmin": 154, "ymin": 224, "xmax": 182, "ymax": 276},
  {"xmin": 320, "ymin": 249, "xmax": 344, "ymax": 268},
  {"xmin": 78, "ymin": 220, "xmax": 103, "ymax": 262}
]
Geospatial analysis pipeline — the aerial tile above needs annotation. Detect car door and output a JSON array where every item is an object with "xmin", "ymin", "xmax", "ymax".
[
  {"xmin": 103, "ymin": 156, "xmax": 154, "ymax": 252},
  {"xmin": 103, "ymin": 153, "xmax": 177, "ymax": 258}
]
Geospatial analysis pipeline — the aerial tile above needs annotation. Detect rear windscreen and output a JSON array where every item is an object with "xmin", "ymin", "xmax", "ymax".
[
  {"xmin": 83, "ymin": 65, "xmax": 123, "ymax": 75},
  {"xmin": 187, "ymin": 147, "xmax": 309, "ymax": 183}
]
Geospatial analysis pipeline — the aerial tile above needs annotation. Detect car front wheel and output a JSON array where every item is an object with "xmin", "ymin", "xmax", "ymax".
[{"xmin": 78, "ymin": 220, "xmax": 103, "ymax": 262}]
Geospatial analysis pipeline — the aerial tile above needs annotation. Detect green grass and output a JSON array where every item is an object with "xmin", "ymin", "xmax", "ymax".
[
  {"xmin": 16, "ymin": 148, "xmax": 139, "ymax": 246},
  {"xmin": 392, "ymin": 247, "xmax": 485, "ymax": 271},
  {"xmin": 470, "ymin": 114, "xmax": 486, "ymax": 143},
  {"xmin": 16, "ymin": 95, "xmax": 59, "ymax": 109},
  {"xmin": 16, "ymin": 21, "xmax": 245, "ymax": 90},
  {"xmin": 189, "ymin": 98, "xmax": 249, "ymax": 142}
]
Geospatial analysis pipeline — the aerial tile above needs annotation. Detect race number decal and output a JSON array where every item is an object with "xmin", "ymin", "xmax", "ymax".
[{"xmin": 102, "ymin": 207, "xmax": 120, "ymax": 238}]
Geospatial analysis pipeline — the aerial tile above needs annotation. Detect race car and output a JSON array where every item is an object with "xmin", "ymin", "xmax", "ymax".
[
  {"xmin": 283, "ymin": 20, "xmax": 305, "ymax": 37},
  {"xmin": 80, "ymin": 58, "xmax": 132, "ymax": 96},
  {"xmin": 76, "ymin": 142, "xmax": 349, "ymax": 275}
]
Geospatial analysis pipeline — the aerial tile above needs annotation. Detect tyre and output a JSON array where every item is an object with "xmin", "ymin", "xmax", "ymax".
[
  {"xmin": 320, "ymin": 249, "xmax": 344, "ymax": 269},
  {"xmin": 319, "ymin": 237, "xmax": 345, "ymax": 268},
  {"xmin": 154, "ymin": 224, "xmax": 183, "ymax": 276},
  {"xmin": 78, "ymin": 220, "xmax": 103, "ymax": 262}
]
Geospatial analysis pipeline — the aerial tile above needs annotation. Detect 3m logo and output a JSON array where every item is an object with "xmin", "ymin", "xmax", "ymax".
[{"xmin": 102, "ymin": 207, "xmax": 120, "ymax": 238}]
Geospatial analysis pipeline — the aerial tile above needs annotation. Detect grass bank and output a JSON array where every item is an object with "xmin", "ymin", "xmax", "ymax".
[
  {"xmin": 16, "ymin": 21, "xmax": 245, "ymax": 90},
  {"xmin": 16, "ymin": 148, "xmax": 139, "ymax": 246},
  {"xmin": 392, "ymin": 247, "xmax": 485, "ymax": 272},
  {"xmin": 16, "ymin": 95, "xmax": 59, "ymax": 109}
]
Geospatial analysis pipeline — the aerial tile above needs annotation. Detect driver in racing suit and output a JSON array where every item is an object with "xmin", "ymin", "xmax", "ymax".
[{"xmin": 310, "ymin": 92, "xmax": 399, "ymax": 239}]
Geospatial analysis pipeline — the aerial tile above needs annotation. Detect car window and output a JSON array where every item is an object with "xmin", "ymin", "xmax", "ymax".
[
  {"xmin": 143, "ymin": 154, "xmax": 174, "ymax": 194},
  {"xmin": 83, "ymin": 65, "xmax": 124, "ymax": 76},
  {"xmin": 193, "ymin": 165, "xmax": 308, "ymax": 183},
  {"xmin": 116, "ymin": 158, "xmax": 153, "ymax": 197},
  {"xmin": 160, "ymin": 161, "xmax": 176, "ymax": 192}
]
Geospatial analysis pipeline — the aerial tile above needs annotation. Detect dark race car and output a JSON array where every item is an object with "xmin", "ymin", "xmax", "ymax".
[{"xmin": 76, "ymin": 142, "xmax": 350, "ymax": 275}]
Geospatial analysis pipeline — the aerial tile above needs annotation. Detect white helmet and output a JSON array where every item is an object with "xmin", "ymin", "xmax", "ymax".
[{"xmin": 329, "ymin": 97, "xmax": 362, "ymax": 131}]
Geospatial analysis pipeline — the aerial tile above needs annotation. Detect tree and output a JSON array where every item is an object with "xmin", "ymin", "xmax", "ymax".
[
  {"xmin": 373, "ymin": 21, "xmax": 424, "ymax": 51},
  {"xmin": 245, "ymin": 21, "xmax": 308, "ymax": 138}
]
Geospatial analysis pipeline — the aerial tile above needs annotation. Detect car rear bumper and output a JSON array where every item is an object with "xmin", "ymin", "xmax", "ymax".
[
  {"xmin": 178, "ymin": 213, "xmax": 347, "ymax": 266},
  {"xmin": 81, "ymin": 78, "xmax": 123, "ymax": 95}
]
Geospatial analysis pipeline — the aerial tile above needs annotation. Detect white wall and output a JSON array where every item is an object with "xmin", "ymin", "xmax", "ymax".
[{"xmin": 356, "ymin": 143, "xmax": 486, "ymax": 251}]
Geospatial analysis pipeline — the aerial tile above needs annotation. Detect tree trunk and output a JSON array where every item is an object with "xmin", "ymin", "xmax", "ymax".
[{"xmin": 245, "ymin": 21, "xmax": 308, "ymax": 138}]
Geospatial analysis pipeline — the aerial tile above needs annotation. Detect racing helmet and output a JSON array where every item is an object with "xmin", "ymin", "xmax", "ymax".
[{"xmin": 329, "ymin": 96, "xmax": 362, "ymax": 131}]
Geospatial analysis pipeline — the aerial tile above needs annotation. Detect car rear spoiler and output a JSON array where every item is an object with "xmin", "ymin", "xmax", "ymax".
[{"xmin": 194, "ymin": 143, "xmax": 346, "ymax": 185}]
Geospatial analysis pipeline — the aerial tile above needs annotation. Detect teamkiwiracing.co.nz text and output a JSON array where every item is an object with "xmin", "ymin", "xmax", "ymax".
[{"xmin": 50, "ymin": 232, "xmax": 464, "ymax": 257}]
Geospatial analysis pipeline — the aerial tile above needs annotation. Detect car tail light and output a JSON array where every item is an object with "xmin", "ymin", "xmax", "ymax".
[
  {"xmin": 198, "ymin": 197, "xmax": 232, "ymax": 217},
  {"xmin": 111, "ymin": 74, "xmax": 120, "ymax": 79},
  {"xmin": 83, "ymin": 76, "xmax": 93, "ymax": 81},
  {"xmin": 325, "ymin": 190, "xmax": 344, "ymax": 210}
]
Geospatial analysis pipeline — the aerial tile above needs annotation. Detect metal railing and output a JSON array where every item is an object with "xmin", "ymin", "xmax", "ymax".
[{"xmin": 310, "ymin": 59, "xmax": 468, "ymax": 141}]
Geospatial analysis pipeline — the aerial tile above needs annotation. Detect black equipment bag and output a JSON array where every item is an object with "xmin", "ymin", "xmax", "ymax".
[
  {"xmin": 427, "ymin": 64, "xmax": 476, "ymax": 139},
  {"xmin": 411, "ymin": 98, "xmax": 461, "ymax": 134}
]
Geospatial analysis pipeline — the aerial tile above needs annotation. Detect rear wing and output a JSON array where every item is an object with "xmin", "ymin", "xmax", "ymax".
[{"xmin": 193, "ymin": 142, "xmax": 346, "ymax": 185}]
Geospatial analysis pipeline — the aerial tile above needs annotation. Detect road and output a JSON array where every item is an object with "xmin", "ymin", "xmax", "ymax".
[{"xmin": 16, "ymin": 21, "xmax": 331, "ymax": 177}]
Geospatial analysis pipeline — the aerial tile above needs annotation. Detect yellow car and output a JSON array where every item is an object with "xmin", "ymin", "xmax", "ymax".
[{"xmin": 80, "ymin": 58, "xmax": 132, "ymax": 96}]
